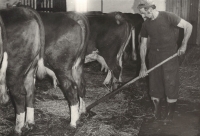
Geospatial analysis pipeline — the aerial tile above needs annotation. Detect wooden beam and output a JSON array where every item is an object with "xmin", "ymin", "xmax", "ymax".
[{"xmin": 101, "ymin": 0, "xmax": 103, "ymax": 12}]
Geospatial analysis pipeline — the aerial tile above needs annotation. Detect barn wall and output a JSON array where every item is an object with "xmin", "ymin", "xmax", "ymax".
[
  {"xmin": 189, "ymin": 0, "xmax": 199, "ymax": 45},
  {"xmin": 198, "ymin": 1, "xmax": 200, "ymax": 45},
  {"xmin": 0, "ymin": 0, "xmax": 166, "ymax": 13},
  {"xmin": 66, "ymin": 0, "xmax": 166, "ymax": 13},
  {"xmin": 106, "ymin": 0, "xmax": 166, "ymax": 13},
  {"xmin": 166, "ymin": 0, "xmax": 200, "ymax": 45}
]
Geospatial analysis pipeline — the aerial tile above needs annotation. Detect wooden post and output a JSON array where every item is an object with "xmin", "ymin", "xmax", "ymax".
[
  {"xmin": 101, "ymin": 0, "xmax": 103, "ymax": 12},
  {"xmin": 166, "ymin": 0, "xmax": 200, "ymax": 45},
  {"xmin": 36, "ymin": 0, "xmax": 42, "ymax": 11}
]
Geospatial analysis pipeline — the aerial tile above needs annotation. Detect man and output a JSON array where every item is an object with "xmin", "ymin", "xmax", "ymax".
[{"xmin": 138, "ymin": 0, "xmax": 192, "ymax": 124}]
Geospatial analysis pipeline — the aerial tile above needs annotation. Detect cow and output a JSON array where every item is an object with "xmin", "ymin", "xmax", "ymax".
[
  {"xmin": 84, "ymin": 12, "xmax": 143, "ymax": 90},
  {"xmin": 123, "ymin": 13, "xmax": 144, "ymax": 62},
  {"xmin": 0, "ymin": 6, "xmax": 54, "ymax": 135},
  {"xmin": 38, "ymin": 11, "xmax": 89, "ymax": 129}
]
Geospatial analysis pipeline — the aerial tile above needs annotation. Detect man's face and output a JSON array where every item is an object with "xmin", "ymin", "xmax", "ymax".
[{"xmin": 139, "ymin": 7, "xmax": 153, "ymax": 19}]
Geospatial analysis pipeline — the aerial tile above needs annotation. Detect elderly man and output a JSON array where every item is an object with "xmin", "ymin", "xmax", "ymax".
[{"xmin": 138, "ymin": 0, "xmax": 192, "ymax": 124}]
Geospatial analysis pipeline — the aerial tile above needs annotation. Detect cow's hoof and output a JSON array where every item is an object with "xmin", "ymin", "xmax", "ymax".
[
  {"xmin": 68, "ymin": 124, "xmax": 77, "ymax": 130},
  {"xmin": 112, "ymin": 82, "xmax": 123, "ymax": 91},
  {"xmin": 66, "ymin": 125, "xmax": 77, "ymax": 133},
  {"xmin": 21, "ymin": 123, "xmax": 35, "ymax": 136},
  {"xmin": 21, "ymin": 127, "xmax": 30, "ymax": 136},
  {"xmin": 104, "ymin": 84, "xmax": 112, "ymax": 92},
  {"xmin": 24, "ymin": 123, "xmax": 35, "ymax": 130}
]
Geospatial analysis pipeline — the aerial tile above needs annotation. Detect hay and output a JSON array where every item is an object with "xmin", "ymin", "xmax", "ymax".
[
  {"xmin": 179, "ymin": 66, "xmax": 200, "ymax": 88},
  {"xmin": 75, "ymin": 120, "xmax": 120, "ymax": 136},
  {"xmin": 0, "ymin": 117, "xmax": 14, "ymax": 136},
  {"xmin": 179, "ymin": 46, "xmax": 200, "ymax": 103},
  {"xmin": 35, "ymin": 100, "xmax": 70, "ymax": 118},
  {"xmin": 46, "ymin": 87, "xmax": 65, "ymax": 99},
  {"xmin": 75, "ymin": 119, "xmax": 140, "ymax": 136},
  {"xmin": 181, "ymin": 46, "xmax": 200, "ymax": 66}
]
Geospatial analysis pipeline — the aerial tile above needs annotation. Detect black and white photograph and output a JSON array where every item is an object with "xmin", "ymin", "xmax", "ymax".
[{"xmin": 0, "ymin": 0, "xmax": 199, "ymax": 135}]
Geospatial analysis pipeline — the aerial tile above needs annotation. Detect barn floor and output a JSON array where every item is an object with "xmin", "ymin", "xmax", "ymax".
[{"xmin": 0, "ymin": 45, "xmax": 200, "ymax": 136}]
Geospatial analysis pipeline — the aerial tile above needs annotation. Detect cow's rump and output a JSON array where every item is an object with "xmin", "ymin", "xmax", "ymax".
[{"xmin": 0, "ymin": 7, "xmax": 47, "ymax": 135}]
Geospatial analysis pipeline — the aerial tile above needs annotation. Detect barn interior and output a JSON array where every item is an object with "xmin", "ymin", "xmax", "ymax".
[{"xmin": 0, "ymin": 0, "xmax": 200, "ymax": 136}]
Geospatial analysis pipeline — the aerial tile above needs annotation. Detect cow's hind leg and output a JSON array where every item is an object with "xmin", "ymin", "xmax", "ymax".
[
  {"xmin": 57, "ymin": 73, "xmax": 80, "ymax": 128},
  {"xmin": 24, "ymin": 68, "xmax": 36, "ymax": 131},
  {"xmin": 9, "ymin": 81, "xmax": 26, "ymax": 135},
  {"xmin": 72, "ymin": 58, "xmax": 86, "ymax": 115}
]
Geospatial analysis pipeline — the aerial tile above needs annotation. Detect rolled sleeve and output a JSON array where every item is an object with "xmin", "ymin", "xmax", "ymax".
[
  {"xmin": 140, "ymin": 23, "xmax": 148, "ymax": 38},
  {"xmin": 166, "ymin": 12, "xmax": 181, "ymax": 26}
]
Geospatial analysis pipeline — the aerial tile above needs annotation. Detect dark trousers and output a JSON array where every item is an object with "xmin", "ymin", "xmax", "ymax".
[{"xmin": 148, "ymin": 49, "xmax": 179, "ymax": 99}]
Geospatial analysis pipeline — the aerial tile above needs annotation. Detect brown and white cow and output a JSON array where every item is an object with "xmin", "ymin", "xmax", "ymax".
[
  {"xmin": 84, "ymin": 12, "xmax": 143, "ymax": 90},
  {"xmin": 38, "ymin": 11, "xmax": 89, "ymax": 128},
  {"xmin": 0, "ymin": 6, "xmax": 52, "ymax": 135}
]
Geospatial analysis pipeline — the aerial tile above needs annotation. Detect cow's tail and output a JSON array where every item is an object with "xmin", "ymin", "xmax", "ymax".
[
  {"xmin": 77, "ymin": 15, "xmax": 90, "ymax": 62},
  {"xmin": 71, "ymin": 13, "xmax": 90, "ymax": 68},
  {"xmin": 114, "ymin": 12, "xmax": 132, "ymax": 63},
  {"xmin": 18, "ymin": 5, "xmax": 47, "ymax": 79},
  {"xmin": 69, "ymin": 13, "xmax": 90, "ymax": 98},
  {"xmin": 116, "ymin": 17, "xmax": 132, "ymax": 81},
  {"xmin": 0, "ymin": 16, "xmax": 9, "ymax": 104},
  {"xmin": 32, "ymin": 9, "xmax": 46, "ymax": 80}
]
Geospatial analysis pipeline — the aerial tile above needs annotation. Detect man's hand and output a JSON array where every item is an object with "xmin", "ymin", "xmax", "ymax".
[
  {"xmin": 177, "ymin": 45, "xmax": 187, "ymax": 56},
  {"xmin": 139, "ymin": 64, "xmax": 148, "ymax": 78}
]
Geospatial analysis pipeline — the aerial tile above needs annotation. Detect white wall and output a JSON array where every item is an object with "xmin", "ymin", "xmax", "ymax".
[
  {"xmin": 87, "ymin": 0, "xmax": 102, "ymax": 11},
  {"xmin": 103, "ymin": 0, "xmax": 134, "ymax": 13},
  {"xmin": 67, "ymin": 0, "xmax": 75, "ymax": 11},
  {"xmin": 67, "ymin": 0, "xmax": 166, "ymax": 13},
  {"xmin": 0, "ymin": 0, "xmax": 166, "ymax": 13}
]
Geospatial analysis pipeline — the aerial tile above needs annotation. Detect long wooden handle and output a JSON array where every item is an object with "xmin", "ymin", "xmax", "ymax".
[{"xmin": 86, "ymin": 53, "xmax": 178, "ymax": 111}]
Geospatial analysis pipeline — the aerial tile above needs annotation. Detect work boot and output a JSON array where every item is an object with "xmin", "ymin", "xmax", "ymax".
[
  {"xmin": 164, "ymin": 102, "xmax": 176, "ymax": 125},
  {"xmin": 152, "ymin": 98, "xmax": 161, "ymax": 120},
  {"xmin": 145, "ymin": 98, "xmax": 161, "ymax": 123}
]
